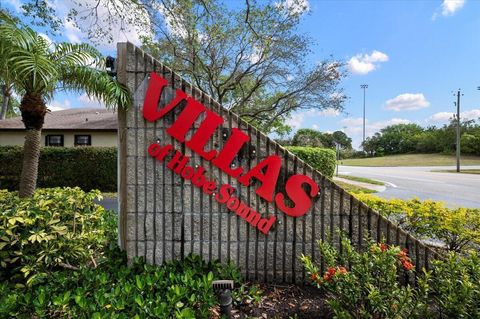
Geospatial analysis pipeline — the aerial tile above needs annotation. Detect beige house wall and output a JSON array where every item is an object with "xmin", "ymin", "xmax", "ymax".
[{"xmin": 0, "ymin": 130, "xmax": 117, "ymax": 147}]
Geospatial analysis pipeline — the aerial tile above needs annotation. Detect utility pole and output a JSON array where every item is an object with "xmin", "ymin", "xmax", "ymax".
[
  {"xmin": 360, "ymin": 84, "xmax": 368, "ymax": 146},
  {"xmin": 455, "ymin": 89, "xmax": 462, "ymax": 173}
]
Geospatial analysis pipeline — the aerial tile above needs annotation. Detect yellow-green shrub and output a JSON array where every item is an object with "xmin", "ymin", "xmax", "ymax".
[
  {"xmin": 354, "ymin": 194, "xmax": 480, "ymax": 252},
  {"xmin": 0, "ymin": 187, "xmax": 114, "ymax": 286}
]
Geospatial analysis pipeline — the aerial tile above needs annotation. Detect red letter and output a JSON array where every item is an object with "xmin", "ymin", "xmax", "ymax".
[
  {"xmin": 166, "ymin": 98, "xmax": 204, "ymax": 142},
  {"xmin": 211, "ymin": 128, "xmax": 250, "ymax": 178},
  {"xmin": 143, "ymin": 72, "xmax": 187, "ymax": 122},
  {"xmin": 257, "ymin": 215, "xmax": 276, "ymax": 234},
  {"xmin": 148, "ymin": 143, "xmax": 173, "ymax": 162},
  {"xmin": 215, "ymin": 184, "xmax": 234, "ymax": 204},
  {"xmin": 275, "ymin": 175, "xmax": 319, "ymax": 217},
  {"xmin": 237, "ymin": 155, "xmax": 281, "ymax": 202},
  {"xmin": 167, "ymin": 151, "xmax": 190, "ymax": 174},
  {"xmin": 185, "ymin": 109, "xmax": 224, "ymax": 160}
]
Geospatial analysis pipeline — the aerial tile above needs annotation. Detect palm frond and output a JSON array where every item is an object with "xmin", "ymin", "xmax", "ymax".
[
  {"xmin": 51, "ymin": 43, "xmax": 103, "ymax": 67},
  {"xmin": 61, "ymin": 65, "xmax": 131, "ymax": 110},
  {"xmin": 9, "ymin": 49, "xmax": 58, "ymax": 94}
]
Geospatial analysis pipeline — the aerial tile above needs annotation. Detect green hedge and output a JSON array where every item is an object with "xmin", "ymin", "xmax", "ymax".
[
  {"xmin": 285, "ymin": 146, "xmax": 336, "ymax": 178},
  {"xmin": 0, "ymin": 146, "xmax": 117, "ymax": 192}
]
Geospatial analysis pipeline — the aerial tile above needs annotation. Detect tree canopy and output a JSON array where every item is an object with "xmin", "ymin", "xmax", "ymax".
[
  {"xmin": 17, "ymin": 0, "xmax": 346, "ymax": 135},
  {"xmin": 361, "ymin": 120, "xmax": 480, "ymax": 156},
  {"xmin": 291, "ymin": 128, "xmax": 352, "ymax": 149}
]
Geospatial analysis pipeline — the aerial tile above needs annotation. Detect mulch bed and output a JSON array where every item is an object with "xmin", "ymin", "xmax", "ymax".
[{"xmin": 211, "ymin": 283, "xmax": 330, "ymax": 318}]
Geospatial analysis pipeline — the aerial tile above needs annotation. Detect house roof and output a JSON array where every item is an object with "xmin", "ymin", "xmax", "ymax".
[{"xmin": 0, "ymin": 108, "xmax": 118, "ymax": 130}]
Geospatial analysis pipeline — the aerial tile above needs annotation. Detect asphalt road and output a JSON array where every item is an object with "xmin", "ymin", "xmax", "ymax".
[
  {"xmin": 96, "ymin": 198, "xmax": 118, "ymax": 212},
  {"xmin": 338, "ymin": 165, "xmax": 480, "ymax": 208}
]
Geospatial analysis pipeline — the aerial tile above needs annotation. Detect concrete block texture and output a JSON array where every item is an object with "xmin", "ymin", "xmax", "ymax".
[{"xmin": 117, "ymin": 42, "xmax": 436, "ymax": 283}]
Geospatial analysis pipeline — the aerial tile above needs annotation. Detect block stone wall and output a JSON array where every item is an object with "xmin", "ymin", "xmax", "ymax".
[{"xmin": 117, "ymin": 42, "xmax": 436, "ymax": 283}]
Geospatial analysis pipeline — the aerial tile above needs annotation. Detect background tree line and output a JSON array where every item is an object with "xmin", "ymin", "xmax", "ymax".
[
  {"xmin": 362, "ymin": 120, "xmax": 480, "ymax": 156},
  {"xmin": 286, "ymin": 128, "xmax": 353, "ymax": 149}
]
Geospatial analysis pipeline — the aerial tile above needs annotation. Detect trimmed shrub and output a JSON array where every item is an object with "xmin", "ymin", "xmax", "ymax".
[
  {"xmin": 285, "ymin": 146, "xmax": 336, "ymax": 178},
  {"xmin": 0, "ymin": 146, "xmax": 116, "ymax": 192},
  {"xmin": 354, "ymin": 193, "xmax": 480, "ymax": 252},
  {"xmin": 0, "ymin": 188, "xmax": 113, "ymax": 286}
]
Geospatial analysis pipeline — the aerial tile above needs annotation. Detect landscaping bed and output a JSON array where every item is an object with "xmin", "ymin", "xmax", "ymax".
[{"xmin": 1, "ymin": 188, "xmax": 479, "ymax": 318}]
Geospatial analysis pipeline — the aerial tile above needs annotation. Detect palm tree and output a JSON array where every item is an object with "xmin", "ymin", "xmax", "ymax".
[
  {"xmin": 0, "ymin": 13, "xmax": 131, "ymax": 197},
  {"xmin": 0, "ymin": 12, "xmax": 17, "ymax": 120}
]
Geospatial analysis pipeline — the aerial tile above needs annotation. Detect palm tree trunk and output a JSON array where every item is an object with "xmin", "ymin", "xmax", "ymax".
[
  {"xmin": 19, "ymin": 129, "xmax": 41, "ymax": 197},
  {"xmin": 0, "ymin": 85, "xmax": 9, "ymax": 120},
  {"xmin": 18, "ymin": 93, "xmax": 47, "ymax": 197}
]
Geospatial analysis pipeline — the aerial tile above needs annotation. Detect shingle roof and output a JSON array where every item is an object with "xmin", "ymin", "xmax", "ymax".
[{"xmin": 0, "ymin": 108, "xmax": 118, "ymax": 130}]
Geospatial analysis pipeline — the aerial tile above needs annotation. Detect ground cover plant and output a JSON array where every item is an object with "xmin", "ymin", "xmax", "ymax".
[{"xmin": 0, "ymin": 188, "xmax": 248, "ymax": 318}]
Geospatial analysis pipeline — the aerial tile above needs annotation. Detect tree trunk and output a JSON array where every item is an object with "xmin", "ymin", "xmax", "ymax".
[
  {"xmin": 19, "ymin": 129, "xmax": 41, "ymax": 197},
  {"xmin": 18, "ymin": 93, "xmax": 47, "ymax": 197},
  {"xmin": 0, "ymin": 85, "xmax": 9, "ymax": 120}
]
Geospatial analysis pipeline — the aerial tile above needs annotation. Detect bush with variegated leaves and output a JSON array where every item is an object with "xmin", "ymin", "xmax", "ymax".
[{"xmin": 0, "ymin": 187, "xmax": 114, "ymax": 286}]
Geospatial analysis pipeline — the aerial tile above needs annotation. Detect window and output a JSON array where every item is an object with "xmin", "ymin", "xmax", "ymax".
[
  {"xmin": 45, "ymin": 135, "xmax": 64, "ymax": 147},
  {"xmin": 75, "ymin": 135, "xmax": 91, "ymax": 146}
]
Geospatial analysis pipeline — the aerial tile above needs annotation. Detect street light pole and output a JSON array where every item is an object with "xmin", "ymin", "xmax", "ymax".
[
  {"xmin": 455, "ymin": 89, "xmax": 462, "ymax": 173},
  {"xmin": 360, "ymin": 84, "xmax": 368, "ymax": 146}
]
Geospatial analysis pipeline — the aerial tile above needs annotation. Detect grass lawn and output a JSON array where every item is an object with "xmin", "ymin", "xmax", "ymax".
[
  {"xmin": 431, "ymin": 169, "xmax": 480, "ymax": 175},
  {"xmin": 334, "ymin": 180, "xmax": 377, "ymax": 194},
  {"xmin": 341, "ymin": 153, "xmax": 480, "ymax": 167},
  {"xmin": 337, "ymin": 174, "xmax": 385, "ymax": 185}
]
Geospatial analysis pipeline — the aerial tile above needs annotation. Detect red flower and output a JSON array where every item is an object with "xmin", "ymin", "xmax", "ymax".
[
  {"xmin": 397, "ymin": 248, "xmax": 408, "ymax": 258},
  {"xmin": 338, "ymin": 266, "xmax": 348, "ymax": 275},
  {"xmin": 310, "ymin": 272, "xmax": 319, "ymax": 282},
  {"xmin": 402, "ymin": 260, "xmax": 414, "ymax": 271},
  {"xmin": 327, "ymin": 267, "xmax": 337, "ymax": 276},
  {"xmin": 323, "ymin": 267, "xmax": 337, "ymax": 281},
  {"xmin": 379, "ymin": 243, "xmax": 389, "ymax": 252}
]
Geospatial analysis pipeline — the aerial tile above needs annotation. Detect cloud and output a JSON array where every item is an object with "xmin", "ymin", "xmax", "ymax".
[
  {"xmin": 433, "ymin": 0, "xmax": 465, "ymax": 19},
  {"xmin": 4, "ymin": 0, "xmax": 22, "ymax": 11},
  {"xmin": 428, "ymin": 108, "xmax": 480, "ymax": 124},
  {"xmin": 348, "ymin": 50, "xmax": 389, "ymax": 75},
  {"xmin": 312, "ymin": 124, "xmax": 319, "ymax": 130},
  {"xmin": 318, "ymin": 108, "xmax": 341, "ymax": 117},
  {"xmin": 277, "ymin": 0, "xmax": 310, "ymax": 16},
  {"xmin": 77, "ymin": 94, "xmax": 105, "ymax": 108},
  {"xmin": 64, "ymin": 19, "xmax": 82, "ymax": 44},
  {"xmin": 341, "ymin": 117, "xmax": 365, "ymax": 127},
  {"xmin": 463, "ymin": 109, "xmax": 480, "ymax": 120},
  {"xmin": 340, "ymin": 117, "xmax": 411, "ymax": 148},
  {"xmin": 286, "ymin": 113, "xmax": 305, "ymax": 130},
  {"xmin": 441, "ymin": 0, "xmax": 465, "ymax": 16},
  {"xmin": 307, "ymin": 107, "xmax": 341, "ymax": 117},
  {"xmin": 47, "ymin": 99, "xmax": 71, "ymax": 112},
  {"xmin": 384, "ymin": 93, "xmax": 430, "ymax": 111},
  {"xmin": 370, "ymin": 118, "xmax": 411, "ymax": 131},
  {"xmin": 39, "ymin": 33, "xmax": 53, "ymax": 47}
]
